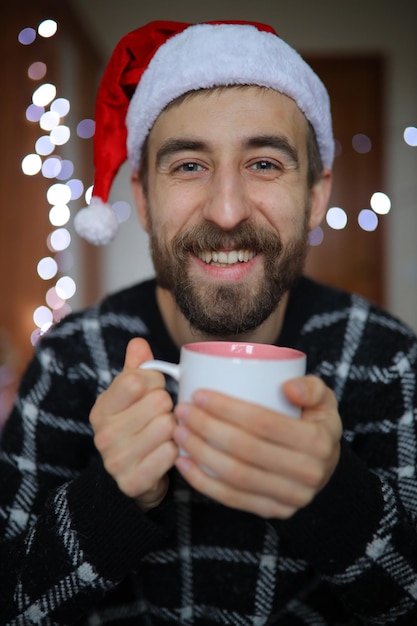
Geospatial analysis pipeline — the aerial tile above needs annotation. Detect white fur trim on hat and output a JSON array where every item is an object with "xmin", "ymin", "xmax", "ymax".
[{"xmin": 126, "ymin": 23, "xmax": 334, "ymax": 171}]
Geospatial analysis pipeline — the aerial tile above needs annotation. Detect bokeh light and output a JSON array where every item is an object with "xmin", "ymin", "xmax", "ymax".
[
  {"xmin": 42, "ymin": 157, "xmax": 62, "ymax": 179},
  {"xmin": 334, "ymin": 140, "xmax": 343, "ymax": 158},
  {"xmin": 352, "ymin": 133, "xmax": 372, "ymax": 154},
  {"xmin": 308, "ymin": 226, "xmax": 324, "ymax": 246},
  {"xmin": 51, "ymin": 98, "xmax": 70, "ymax": 117},
  {"xmin": 49, "ymin": 228, "xmax": 71, "ymax": 252},
  {"xmin": 85, "ymin": 185, "xmax": 94, "ymax": 204},
  {"xmin": 56, "ymin": 276, "xmax": 76, "ymax": 300},
  {"xmin": 46, "ymin": 287, "xmax": 65, "ymax": 310},
  {"xmin": 30, "ymin": 329, "xmax": 42, "ymax": 346},
  {"xmin": 18, "ymin": 28, "xmax": 36, "ymax": 45},
  {"xmin": 370, "ymin": 191, "xmax": 391, "ymax": 215},
  {"xmin": 33, "ymin": 305, "xmax": 53, "ymax": 328},
  {"xmin": 113, "ymin": 201, "xmax": 131, "ymax": 223},
  {"xmin": 28, "ymin": 61, "xmax": 47, "ymax": 80},
  {"xmin": 326, "ymin": 207, "xmax": 348, "ymax": 230},
  {"xmin": 40, "ymin": 110, "xmax": 60, "ymax": 131},
  {"xmin": 32, "ymin": 83, "xmax": 56, "ymax": 107},
  {"xmin": 49, "ymin": 204, "xmax": 70, "ymax": 227},
  {"xmin": 56, "ymin": 160, "xmax": 74, "ymax": 180},
  {"xmin": 46, "ymin": 183, "xmax": 72, "ymax": 205},
  {"xmin": 66, "ymin": 179, "xmax": 84, "ymax": 200},
  {"xmin": 38, "ymin": 20, "xmax": 58, "ymax": 38},
  {"xmin": 35, "ymin": 135, "xmax": 55, "ymax": 156},
  {"xmin": 21, "ymin": 154, "xmax": 42, "ymax": 175},
  {"xmin": 37, "ymin": 257, "xmax": 58, "ymax": 280},
  {"xmin": 404, "ymin": 126, "xmax": 417, "ymax": 147},
  {"xmin": 358, "ymin": 209, "xmax": 378, "ymax": 232},
  {"xmin": 26, "ymin": 103, "xmax": 44, "ymax": 122},
  {"xmin": 50, "ymin": 125, "xmax": 70, "ymax": 146},
  {"xmin": 76, "ymin": 119, "xmax": 95, "ymax": 138}
]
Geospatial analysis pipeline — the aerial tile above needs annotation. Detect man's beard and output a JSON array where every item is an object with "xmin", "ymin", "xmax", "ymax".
[{"xmin": 149, "ymin": 216, "xmax": 309, "ymax": 337}]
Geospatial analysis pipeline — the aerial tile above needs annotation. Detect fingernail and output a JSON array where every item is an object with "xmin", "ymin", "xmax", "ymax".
[
  {"xmin": 176, "ymin": 456, "xmax": 192, "ymax": 473},
  {"xmin": 174, "ymin": 425, "xmax": 189, "ymax": 443},
  {"xmin": 175, "ymin": 403, "xmax": 190, "ymax": 421},
  {"xmin": 287, "ymin": 379, "xmax": 307, "ymax": 403},
  {"xmin": 193, "ymin": 390, "xmax": 208, "ymax": 406}
]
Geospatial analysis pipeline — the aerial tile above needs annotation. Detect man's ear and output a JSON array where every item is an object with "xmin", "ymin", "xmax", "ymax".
[
  {"xmin": 308, "ymin": 168, "xmax": 332, "ymax": 232},
  {"xmin": 131, "ymin": 172, "xmax": 150, "ymax": 232}
]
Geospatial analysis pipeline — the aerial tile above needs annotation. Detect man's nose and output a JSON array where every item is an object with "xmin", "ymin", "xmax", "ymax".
[{"xmin": 202, "ymin": 167, "xmax": 252, "ymax": 230}]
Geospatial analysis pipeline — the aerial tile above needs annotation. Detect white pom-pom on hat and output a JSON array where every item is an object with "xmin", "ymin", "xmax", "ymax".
[{"xmin": 73, "ymin": 197, "xmax": 119, "ymax": 246}]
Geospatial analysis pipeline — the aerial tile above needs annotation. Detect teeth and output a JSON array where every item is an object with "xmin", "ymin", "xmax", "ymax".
[{"xmin": 197, "ymin": 250, "xmax": 256, "ymax": 266}]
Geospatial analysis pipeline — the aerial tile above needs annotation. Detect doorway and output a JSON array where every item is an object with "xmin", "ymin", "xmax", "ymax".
[{"xmin": 304, "ymin": 56, "xmax": 385, "ymax": 306}]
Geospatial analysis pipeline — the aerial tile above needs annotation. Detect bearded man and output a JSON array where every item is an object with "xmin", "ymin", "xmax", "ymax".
[{"xmin": 1, "ymin": 20, "xmax": 417, "ymax": 626}]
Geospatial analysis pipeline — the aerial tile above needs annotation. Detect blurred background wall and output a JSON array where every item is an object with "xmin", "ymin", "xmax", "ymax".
[{"xmin": 1, "ymin": 0, "xmax": 417, "ymax": 380}]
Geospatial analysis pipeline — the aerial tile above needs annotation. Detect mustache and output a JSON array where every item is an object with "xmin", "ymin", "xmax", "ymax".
[{"xmin": 171, "ymin": 222, "xmax": 283, "ymax": 261}]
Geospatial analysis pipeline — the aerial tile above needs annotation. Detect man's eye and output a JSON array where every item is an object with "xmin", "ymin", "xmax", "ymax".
[
  {"xmin": 251, "ymin": 160, "xmax": 276, "ymax": 171},
  {"xmin": 177, "ymin": 162, "xmax": 203, "ymax": 172}
]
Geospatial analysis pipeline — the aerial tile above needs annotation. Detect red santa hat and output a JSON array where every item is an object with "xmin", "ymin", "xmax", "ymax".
[{"xmin": 74, "ymin": 20, "xmax": 334, "ymax": 245}]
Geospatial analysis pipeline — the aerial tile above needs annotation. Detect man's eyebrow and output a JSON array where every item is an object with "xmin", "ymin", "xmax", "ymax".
[
  {"xmin": 156, "ymin": 138, "xmax": 207, "ymax": 167},
  {"xmin": 245, "ymin": 135, "xmax": 299, "ymax": 167},
  {"xmin": 155, "ymin": 135, "xmax": 300, "ymax": 167}
]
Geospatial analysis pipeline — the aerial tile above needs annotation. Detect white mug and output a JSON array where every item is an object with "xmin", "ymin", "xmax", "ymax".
[{"xmin": 140, "ymin": 341, "xmax": 306, "ymax": 417}]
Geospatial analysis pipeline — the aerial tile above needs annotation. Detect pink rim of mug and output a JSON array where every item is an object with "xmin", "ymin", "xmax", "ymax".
[{"xmin": 184, "ymin": 342, "xmax": 304, "ymax": 360}]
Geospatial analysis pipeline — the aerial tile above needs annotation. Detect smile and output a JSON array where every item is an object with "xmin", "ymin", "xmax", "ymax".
[{"xmin": 197, "ymin": 250, "xmax": 257, "ymax": 267}]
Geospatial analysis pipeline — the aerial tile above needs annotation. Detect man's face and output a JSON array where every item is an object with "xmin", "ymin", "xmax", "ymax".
[{"xmin": 135, "ymin": 86, "xmax": 327, "ymax": 337}]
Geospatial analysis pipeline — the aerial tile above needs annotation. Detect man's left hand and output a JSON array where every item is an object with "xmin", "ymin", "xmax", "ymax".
[{"xmin": 173, "ymin": 376, "xmax": 342, "ymax": 519}]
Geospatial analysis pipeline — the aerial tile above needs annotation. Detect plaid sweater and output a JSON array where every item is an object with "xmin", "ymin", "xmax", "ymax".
[{"xmin": 1, "ymin": 277, "xmax": 417, "ymax": 625}]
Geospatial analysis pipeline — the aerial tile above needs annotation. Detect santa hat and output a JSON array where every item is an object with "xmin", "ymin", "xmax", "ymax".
[{"xmin": 74, "ymin": 20, "xmax": 334, "ymax": 245}]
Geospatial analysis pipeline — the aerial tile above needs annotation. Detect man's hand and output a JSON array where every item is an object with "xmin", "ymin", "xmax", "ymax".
[
  {"xmin": 173, "ymin": 375, "xmax": 342, "ymax": 519},
  {"xmin": 90, "ymin": 338, "xmax": 178, "ymax": 511}
]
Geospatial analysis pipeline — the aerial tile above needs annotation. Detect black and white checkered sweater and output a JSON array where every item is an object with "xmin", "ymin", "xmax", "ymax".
[{"xmin": 1, "ymin": 277, "xmax": 417, "ymax": 625}]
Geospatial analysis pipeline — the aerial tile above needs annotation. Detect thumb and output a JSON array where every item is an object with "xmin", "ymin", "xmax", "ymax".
[
  {"xmin": 283, "ymin": 375, "xmax": 338, "ymax": 422},
  {"xmin": 124, "ymin": 337, "xmax": 154, "ymax": 370},
  {"xmin": 282, "ymin": 375, "xmax": 328, "ymax": 411}
]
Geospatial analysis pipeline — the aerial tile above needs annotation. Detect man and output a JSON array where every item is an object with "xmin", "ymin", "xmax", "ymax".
[{"xmin": 1, "ymin": 20, "xmax": 417, "ymax": 625}]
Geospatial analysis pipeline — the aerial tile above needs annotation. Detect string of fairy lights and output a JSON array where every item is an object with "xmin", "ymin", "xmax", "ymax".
[
  {"xmin": 18, "ymin": 18, "xmax": 417, "ymax": 346},
  {"xmin": 18, "ymin": 19, "xmax": 131, "ymax": 346},
  {"xmin": 19, "ymin": 19, "xmax": 91, "ymax": 345}
]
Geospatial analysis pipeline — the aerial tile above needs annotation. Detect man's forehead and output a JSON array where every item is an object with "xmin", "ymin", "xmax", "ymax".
[
  {"xmin": 149, "ymin": 85, "xmax": 308, "ymax": 144},
  {"xmin": 163, "ymin": 84, "xmax": 302, "ymax": 114}
]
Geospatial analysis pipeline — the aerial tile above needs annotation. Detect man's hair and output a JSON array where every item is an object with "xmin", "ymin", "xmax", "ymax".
[
  {"xmin": 138, "ymin": 86, "xmax": 324, "ymax": 194},
  {"xmin": 306, "ymin": 121, "xmax": 324, "ymax": 188}
]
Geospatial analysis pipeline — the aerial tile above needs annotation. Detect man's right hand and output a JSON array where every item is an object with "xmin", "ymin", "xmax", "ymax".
[{"xmin": 90, "ymin": 337, "xmax": 178, "ymax": 511}]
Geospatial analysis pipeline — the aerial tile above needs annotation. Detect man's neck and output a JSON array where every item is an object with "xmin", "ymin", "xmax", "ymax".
[{"xmin": 155, "ymin": 286, "xmax": 289, "ymax": 348}]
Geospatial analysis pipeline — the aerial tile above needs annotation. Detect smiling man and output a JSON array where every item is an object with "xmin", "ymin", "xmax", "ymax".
[
  {"xmin": 137, "ymin": 86, "xmax": 328, "ymax": 341},
  {"xmin": 1, "ymin": 20, "xmax": 417, "ymax": 626}
]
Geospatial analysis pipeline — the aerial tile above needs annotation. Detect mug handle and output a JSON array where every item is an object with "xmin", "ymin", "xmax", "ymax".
[
  {"xmin": 140, "ymin": 359, "xmax": 214, "ymax": 468},
  {"xmin": 140, "ymin": 360, "xmax": 180, "ymax": 382}
]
